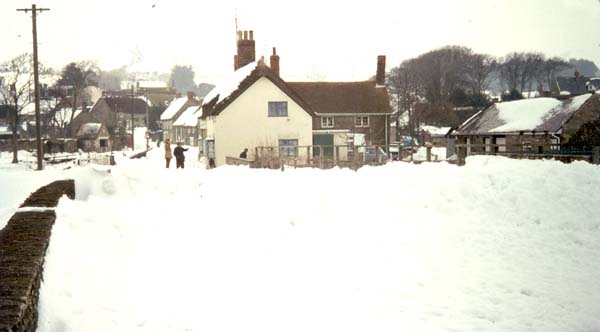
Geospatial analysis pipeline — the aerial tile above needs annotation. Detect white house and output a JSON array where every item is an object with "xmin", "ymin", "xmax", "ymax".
[
  {"xmin": 160, "ymin": 92, "xmax": 200, "ymax": 143},
  {"xmin": 173, "ymin": 105, "xmax": 201, "ymax": 146},
  {"xmin": 200, "ymin": 61, "xmax": 314, "ymax": 166}
]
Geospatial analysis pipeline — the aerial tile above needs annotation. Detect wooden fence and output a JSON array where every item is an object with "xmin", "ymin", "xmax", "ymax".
[
  {"xmin": 226, "ymin": 145, "xmax": 389, "ymax": 170},
  {"xmin": 455, "ymin": 143, "xmax": 599, "ymax": 165}
]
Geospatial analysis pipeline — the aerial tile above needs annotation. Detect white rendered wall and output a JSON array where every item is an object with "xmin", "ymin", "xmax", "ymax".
[{"xmin": 211, "ymin": 77, "xmax": 313, "ymax": 166}]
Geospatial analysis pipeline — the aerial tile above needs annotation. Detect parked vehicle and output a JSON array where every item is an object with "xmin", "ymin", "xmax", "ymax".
[
  {"xmin": 364, "ymin": 146, "xmax": 389, "ymax": 162},
  {"xmin": 400, "ymin": 136, "xmax": 419, "ymax": 152}
]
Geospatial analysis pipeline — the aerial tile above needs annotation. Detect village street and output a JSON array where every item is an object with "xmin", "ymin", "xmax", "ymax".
[{"xmin": 1, "ymin": 146, "xmax": 599, "ymax": 332}]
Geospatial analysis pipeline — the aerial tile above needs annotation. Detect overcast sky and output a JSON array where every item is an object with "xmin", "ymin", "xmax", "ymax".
[{"xmin": 2, "ymin": 0, "xmax": 600, "ymax": 84}]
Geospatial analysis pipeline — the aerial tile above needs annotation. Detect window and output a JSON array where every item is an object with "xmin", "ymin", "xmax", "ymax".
[
  {"xmin": 321, "ymin": 116, "xmax": 334, "ymax": 128},
  {"xmin": 268, "ymin": 101, "xmax": 288, "ymax": 117},
  {"xmin": 99, "ymin": 139, "xmax": 107, "ymax": 148},
  {"xmin": 523, "ymin": 141, "xmax": 533, "ymax": 152},
  {"xmin": 484, "ymin": 137, "xmax": 491, "ymax": 153},
  {"xmin": 355, "ymin": 116, "xmax": 369, "ymax": 127},
  {"xmin": 279, "ymin": 139, "xmax": 298, "ymax": 158},
  {"xmin": 496, "ymin": 137, "xmax": 506, "ymax": 152}
]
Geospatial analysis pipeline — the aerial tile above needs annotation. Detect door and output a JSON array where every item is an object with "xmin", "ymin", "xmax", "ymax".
[{"xmin": 313, "ymin": 134, "xmax": 334, "ymax": 158}]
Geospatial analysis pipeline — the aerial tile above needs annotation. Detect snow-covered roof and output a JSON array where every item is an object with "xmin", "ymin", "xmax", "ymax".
[
  {"xmin": 458, "ymin": 94, "xmax": 593, "ymax": 134},
  {"xmin": 75, "ymin": 123, "xmax": 102, "ymax": 138},
  {"xmin": 173, "ymin": 106, "xmax": 201, "ymax": 127},
  {"xmin": 421, "ymin": 125, "xmax": 451, "ymax": 136},
  {"xmin": 138, "ymin": 80, "xmax": 168, "ymax": 88},
  {"xmin": 202, "ymin": 61, "xmax": 259, "ymax": 108},
  {"xmin": 160, "ymin": 97, "xmax": 189, "ymax": 120},
  {"xmin": 53, "ymin": 108, "xmax": 82, "ymax": 125},
  {"xmin": 21, "ymin": 100, "xmax": 53, "ymax": 115}
]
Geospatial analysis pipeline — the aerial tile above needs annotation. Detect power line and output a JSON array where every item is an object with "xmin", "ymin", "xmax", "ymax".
[{"xmin": 17, "ymin": 4, "xmax": 49, "ymax": 171}]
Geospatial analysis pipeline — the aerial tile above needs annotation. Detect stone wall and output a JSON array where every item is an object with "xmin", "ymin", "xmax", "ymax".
[
  {"xmin": 0, "ymin": 139, "xmax": 77, "ymax": 154},
  {"xmin": 0, "ymin": 180, "xmax": 75, "ymax": 332}
]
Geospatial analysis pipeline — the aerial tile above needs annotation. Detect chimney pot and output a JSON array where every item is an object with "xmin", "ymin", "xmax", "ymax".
[
  {"xmin": 272, "ymin": 47, "xmax": 277, "ymax": 55},
  {"xmin": 237, "ymin": 31, "xmax": 242, "ymax": 41},
  {"xmin": 249, "ymin": 30, "xmax": 254, "ymax": 40},
  {"xmin": 243, "ymin": 31, "xmax": 248, "ymax": 40},
  {"xmin": 187, "ymin": 91, "xmax": 195, "ymax": 100}
]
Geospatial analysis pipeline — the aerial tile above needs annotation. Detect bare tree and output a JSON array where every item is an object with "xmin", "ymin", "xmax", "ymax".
[
  {"xmin": 55, "ymin": 61, "xmax": 98, "ymax": 136},
  {"xmin": 499, "ymin": 52, "xmax": 546, "ymax": 94},
  {"xmin": 464, "ymin": 53, "xmax": 496, "ymax": 94},
  {"xmin": 388, "ymin": 59, "xmax": 422, "ymax": 136},
  {"xmin": 0, "ymin": 54, "xmax": 34, "ymax": 163},
  {"xmin": 539, "ymin": 57, "xmax": 571, "ymax": 91}
]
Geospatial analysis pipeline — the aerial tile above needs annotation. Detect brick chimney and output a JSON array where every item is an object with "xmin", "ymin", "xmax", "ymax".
[
  {"xmin": 376, "ymin": 55, "xmax": 386, "ymax": 86},
  {"xmin": 270, "ymin": 47, "xmax": 280, "ymax": 77},
  {"xmin": 187, "ymin": 91, "xmax": 195, "ymax": 101},
  {"xmin": 234, "ymin": 30, "xmax": 256, "ymax": 70}
]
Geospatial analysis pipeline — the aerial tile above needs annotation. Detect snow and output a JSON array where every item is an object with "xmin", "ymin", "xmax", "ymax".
[
  {"xmin": 173, "ymin": 105, "xmax": 201, "ymax": 127},
  {"xmin": 21, "ymin": 100, "xmax": 54, "ymax": 116},
  {"xmin": 421, "ymin": 125, "xmax": 451, "ymax": 136},
  {"xmin": 1, "ymin": 149, "xmax": 600, "ymax": 332},
  {"xmin": 202, "ymin": 61, "xmax": 258, "ymax": 107},
  {"xmin": 76, "ymin": 123, "xmax": 102, "ymax": 137},
  {"xmin": 138, "ymin": 80, "xmax": 168, "ymax": 88},
  {"xmin": 491, "ymin": 98, "xmax": 563, "ymax": 132},
  {"xmin": 159, "ymin": 97, "xmax": 189, "ymax": 120},
  {"xmin": 55, "ymin": 108, "xmax": 82, "ymax": 125},
  {"xmin": 408, "ymin": 146, "xmax": 448, "ymax": 161}
]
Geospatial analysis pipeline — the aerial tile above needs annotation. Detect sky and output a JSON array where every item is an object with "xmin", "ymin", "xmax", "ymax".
[{"xmin": 2, "ymin": 0, "xmax": 600, "ymax": 85}]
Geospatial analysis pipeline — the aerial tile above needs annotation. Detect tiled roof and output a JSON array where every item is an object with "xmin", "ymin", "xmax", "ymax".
[
  {"xmin": 556, "ymin": 76, "xmax": 591, "ymax": 95},
  {"xmin": 103, "ymin": 97, "xmax": 149, "ymax": 115},
  {"xmin": 287, "ymin": 81, "xmax": 391, "ymax": 115}
]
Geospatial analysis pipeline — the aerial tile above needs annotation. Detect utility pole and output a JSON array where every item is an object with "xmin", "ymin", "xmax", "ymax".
[
  {"xmin": 17, "ymin": 4, "xmax": 49, "ymax": 171},
  {"xmin": 131, "ymin": 85, "xmax": 135, "ymax": 150}
]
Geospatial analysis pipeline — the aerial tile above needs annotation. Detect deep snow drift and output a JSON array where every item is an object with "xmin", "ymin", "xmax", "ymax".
[{"xmin": 1, "ymin": 147, "xmax": 599, "ymax": 332}]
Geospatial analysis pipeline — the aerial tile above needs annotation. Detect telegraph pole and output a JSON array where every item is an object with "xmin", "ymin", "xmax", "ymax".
[
  {"xmin": 131, "ymin": 85, "xmax": 135, "ymax": 150},
  {"xmin": 17, "ymin": 4, "xmax": 49, "ymax": 171}
]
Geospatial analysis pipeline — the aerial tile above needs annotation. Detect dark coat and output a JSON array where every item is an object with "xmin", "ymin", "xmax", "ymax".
[{"xmin": 173, "ymin": 146, "xmax": 188, "ymax": 159}]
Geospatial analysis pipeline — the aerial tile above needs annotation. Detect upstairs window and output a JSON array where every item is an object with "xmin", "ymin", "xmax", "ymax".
[
  {"xmin": 355, "ymin": 116, "xmax": 369, "ymax": 127},
  {"xmin": 268, "ymin": 101, "xmax": 288, "ymax": 117},
  {"xmin": 321, "ymin": 116, "xmax": 334, "ymax": 128}
]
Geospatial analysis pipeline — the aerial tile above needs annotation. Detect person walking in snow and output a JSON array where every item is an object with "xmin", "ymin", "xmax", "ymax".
[
  {"xmin": 164, "ymin": 138, "xmax": 172, "ymax": 168},
  {"xmin": 173, "ymin": 142, "xmax": 189, "ymax": 169}
]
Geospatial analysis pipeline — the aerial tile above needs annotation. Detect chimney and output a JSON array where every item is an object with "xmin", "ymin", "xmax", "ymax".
[
  {"xmin": 234, "ymin": 30, "xmax": 256, "ymax": 70},
  {"xmin": 270, "ymin": 47, "xmax": 280, "ymax": 77},
  {"xmin": 187, "ymin": 91, "xmax": 195, "ymax": 100},
  {"xmin": 376, "ymin": 55, "xmax": 386, "ymax": 86}
]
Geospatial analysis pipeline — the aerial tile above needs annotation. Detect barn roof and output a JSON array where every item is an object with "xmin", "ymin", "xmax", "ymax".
[{"xmin": 457, "ymin": 94, "xmax": 593, "ymax": 134}]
